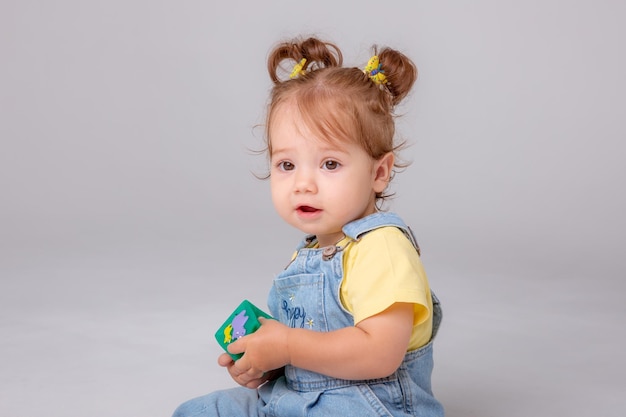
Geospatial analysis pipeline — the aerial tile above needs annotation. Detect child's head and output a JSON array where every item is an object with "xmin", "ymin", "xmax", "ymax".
[
  {"xmin": 264, "ymin": 37, "xmax": 417, "ymax": 202},
  {"xmin": 263, "ymin": 37, "xmax": 417, "ymax": 243}
]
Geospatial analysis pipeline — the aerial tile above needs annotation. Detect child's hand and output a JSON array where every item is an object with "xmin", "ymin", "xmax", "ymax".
[
  {"xmin": 225, "ymin": 318, "xmax": 290, "ymax": 387},
  {"xmin": 217, "ymin": 352, "xmax": 270, "ymax": 389}
]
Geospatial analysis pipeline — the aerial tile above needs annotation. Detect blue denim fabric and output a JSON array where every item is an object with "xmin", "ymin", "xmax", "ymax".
[{"xmin": 172, "ymin": 212, "xmax": 443, "ymax": 417}]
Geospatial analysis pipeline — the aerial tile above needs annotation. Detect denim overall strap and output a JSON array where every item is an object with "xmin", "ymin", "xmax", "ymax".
[
  {"xmin": 343, "ymin": 211, "xmax": 421, "ymax": 254},
  {"xmin": 342, "ymin": 212, "xmax": 408, "ymax": 240}
]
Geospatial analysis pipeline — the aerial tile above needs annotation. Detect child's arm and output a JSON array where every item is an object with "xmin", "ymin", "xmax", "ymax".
[{"xmin": 226, "ymin": 302, "xmax": 414, "ymax": 386}]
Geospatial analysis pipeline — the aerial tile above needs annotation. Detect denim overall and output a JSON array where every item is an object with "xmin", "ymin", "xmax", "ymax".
[{"xmin": 172, "ymin": 212, "xmax": 443, "ymax": 417}]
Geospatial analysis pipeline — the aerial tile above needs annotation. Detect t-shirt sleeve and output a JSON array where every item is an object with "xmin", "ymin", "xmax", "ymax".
[{"xmin": 341, "ymin": 227, "xmax": 431, "ymax": 326}]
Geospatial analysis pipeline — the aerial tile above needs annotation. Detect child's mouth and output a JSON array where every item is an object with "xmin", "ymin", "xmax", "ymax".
[{"xmin": 297, "ymin": 205, "xmax": 321, "ymax": 216}]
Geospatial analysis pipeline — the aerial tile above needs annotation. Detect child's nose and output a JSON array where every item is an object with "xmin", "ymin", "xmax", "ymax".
[{"xmin": 294, "ymin": 169, "xmax": 317, "ymax": 193}]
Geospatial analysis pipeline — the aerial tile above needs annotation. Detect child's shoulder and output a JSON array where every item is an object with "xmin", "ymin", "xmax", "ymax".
[{"xmin": 353, "ymin": 225, "xmax": 417, "ymax": 255}]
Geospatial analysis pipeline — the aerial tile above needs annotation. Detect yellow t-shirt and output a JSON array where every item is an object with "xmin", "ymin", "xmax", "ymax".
[{"xmin": 338, "ymin": 226, "xmax": 433, "ymax": 350}]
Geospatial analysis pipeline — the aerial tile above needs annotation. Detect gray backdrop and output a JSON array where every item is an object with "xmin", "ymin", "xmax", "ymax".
[{"xmin": 1, "ymin": 1, "xmax": 624, "ymax": 416}]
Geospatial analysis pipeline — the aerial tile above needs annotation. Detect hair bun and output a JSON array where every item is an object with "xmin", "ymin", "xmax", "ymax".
[
  {"xmin": 267, "ymin": 37, "xmax": 343, "ymax": 83},
  {"xmin": 376, "ymin": 47, "xmax": 418, "ymax": 106}
]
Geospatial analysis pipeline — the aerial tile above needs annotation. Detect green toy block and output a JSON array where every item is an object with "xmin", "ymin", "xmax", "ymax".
[{"xmin": 215, "ymin": 300, "xmax": 273, "ymax": 360}]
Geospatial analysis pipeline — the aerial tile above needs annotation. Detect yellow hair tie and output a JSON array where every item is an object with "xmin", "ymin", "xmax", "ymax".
[
  {"xmin": 363, "ymin": 55, "xmax": 388, "ymax": 85},
  {"xmin": 290, "ymin": 58, "xmax": 307, "ymax": 79}
]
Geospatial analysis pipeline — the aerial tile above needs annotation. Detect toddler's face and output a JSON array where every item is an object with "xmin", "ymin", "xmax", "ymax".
[{"xmin": 269, "ymin": 103, "xmax": 391, "ymax": 247}]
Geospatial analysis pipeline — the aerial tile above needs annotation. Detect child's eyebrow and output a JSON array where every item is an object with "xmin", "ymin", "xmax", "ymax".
[
  {"xmin": 269, "ymin": 147, "xmax": 292, "ymax": 158},
  {"xmin": 270, "ymin": 141, "xmax": 353, "ymax": 158},
  {"xmin": 319, "ymin": 144, "xmax": 350, "ymax": 154},
  {"xmin": 270, "ymin": 146, "xmax": 290, "ymax": 154}
]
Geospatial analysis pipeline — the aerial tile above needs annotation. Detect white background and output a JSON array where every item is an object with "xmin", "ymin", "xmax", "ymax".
[{"xmin": 1, "ymin": 1, "xmax": 625, "ymax": 416}]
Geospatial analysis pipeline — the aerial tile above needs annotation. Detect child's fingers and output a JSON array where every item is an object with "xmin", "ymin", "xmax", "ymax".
[
  {"xmin": 227, "ymin": 336, "xmax": 246, "ymax": 354},
  {"xmin": 232, "ymin": 358, "xmax": 265, "ymax": 386},
  {"xmin": 217, "ymin": 353, "xmax": 234, "ymax": 367},
  {"xmin": 244, "ymin": 373, "xmax": 269, "ymax": 389}
]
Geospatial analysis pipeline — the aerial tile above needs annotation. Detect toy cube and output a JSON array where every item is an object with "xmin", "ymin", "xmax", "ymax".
[{"xmin": 215, "ymin": 299, "xmax": 273, "ymax": 360}]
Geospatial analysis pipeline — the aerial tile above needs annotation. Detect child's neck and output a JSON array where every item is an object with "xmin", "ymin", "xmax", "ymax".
[{"xmin": 315, "ymin": 232, "xmax": 346, "ymax": 248}]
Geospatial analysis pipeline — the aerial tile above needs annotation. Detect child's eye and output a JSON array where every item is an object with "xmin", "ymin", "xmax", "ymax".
[
  {"xmin": 278, "ymin": 161, "xmax": 295, "ymax": 171},
  {"xmin": 322, "ymin": 160, "xmax": 340, "ymax": 170}
]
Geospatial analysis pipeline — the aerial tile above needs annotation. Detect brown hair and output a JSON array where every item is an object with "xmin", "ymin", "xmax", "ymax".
[{"xmin": 264, "ymin": 37, "xmax": 418, "ymax": 201}]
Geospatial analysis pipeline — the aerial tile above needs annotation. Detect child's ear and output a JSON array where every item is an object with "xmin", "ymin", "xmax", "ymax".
[{"xmin": 373, "ymin": 152, "xmax": 395, "ymax": 193}]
